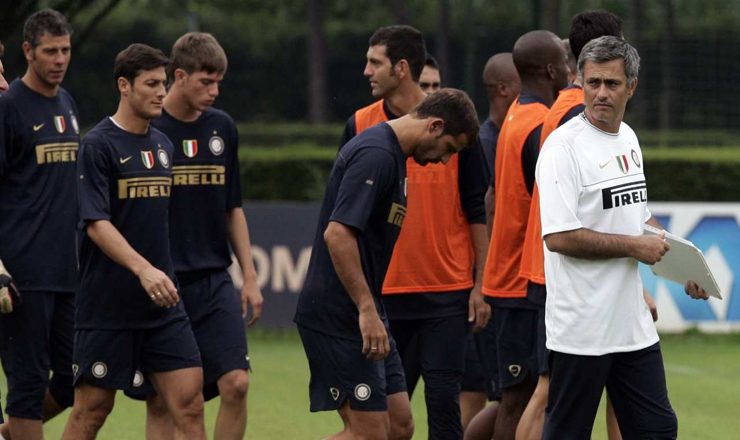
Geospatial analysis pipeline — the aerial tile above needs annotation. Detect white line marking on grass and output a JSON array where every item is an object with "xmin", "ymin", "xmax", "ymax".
[{"xmin": 665, "ymin": 364, "xmax": 702, "ymax": 375}]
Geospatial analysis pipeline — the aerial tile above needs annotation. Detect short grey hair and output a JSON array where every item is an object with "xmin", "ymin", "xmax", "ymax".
[{"xmin": 577, "ymin": 36, "xmax": 640, "ymax": 86}]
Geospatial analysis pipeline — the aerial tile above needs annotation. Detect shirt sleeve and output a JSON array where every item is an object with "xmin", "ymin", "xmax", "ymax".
[
  {"xmin": 457, "ymin": 140, "xmax": 487, "ymax": 224},
  {"xmin": 338, "ymin": 115, "xmax": 357, "ymax": 152},
  {"xmin": 521, "ymin": 124, "xmax": 543, "ymax": 195},
  {"xmin": 0, "ymin": 97, "xmax": 17, "ymax": 176},
  {"xmin": 536, "ymin": 141, "xmax": 583, "ymax": 237},
  {"xmin": 77, "ymin": 135, "xmax": 112, "ymax": 224},
  {"xmin": 330, "ymin": 147, "xmax": 398, "ymax": 232},
  {"xmin": 225, "ymin": 119, "xmax": 243, "ymax": 209}
]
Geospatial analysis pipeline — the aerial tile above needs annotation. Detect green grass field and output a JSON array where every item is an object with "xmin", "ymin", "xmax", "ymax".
[{"xmin": 12, "ymin": 330, "xmax": 739, "ymax": 439}]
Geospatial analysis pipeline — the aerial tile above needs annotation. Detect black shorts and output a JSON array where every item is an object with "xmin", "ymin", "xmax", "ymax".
[
  {"xmin": 297, "ymin": 325, "xmax": 406, "ymax": 412},
  {"xmin": 0, "ymin": 291, "xmax": 74, "ymax": 419},
  {"xmin": 461, "ymin": 333, "xmax": 487, "ymax": 393},
  {"xmin": 73, "ymin": 317, "xmax": 201, "ymax": 391},
  {"xmin": 126, "ymin": 269, "xmax": 249, "ymax": 401},
  {"xmin": 475, "ymin": 298, "xmax": 501, "ymax": 401},
  {"xmin": 181, "ymin": 269, "xmax": 250, "ymax": 399},
  {"xmin": 493, "ymin": 303, "xmax": 547, "ymax": 389},
  {"xmin": 544, "ymin": 342, "xmax": 677, "ymax": 440}
]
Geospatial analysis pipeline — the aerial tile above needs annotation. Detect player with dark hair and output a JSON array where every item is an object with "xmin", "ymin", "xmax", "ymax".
[
  {"xmin": 61, "ymin": 43, "xmax": 206, "ymax": 440},
  {"xmin": 419, "ymin": 54, "xmax": 441, "ymax": 93},
  {"xmin": 338, "ymin": 25, "xmax": 427, "ymax": 148},
  {"xmin": 478, "ymin": 30, "xmax": 569, "ymax": 440},
  {"xmin": 568, "ymin": 9, "xmax": 623, "ymax": 61},
  {"xmin": 296, "ymin": 88, "xmax": 480, "ymax": 440},
  {"xmin": 139, "ymin": 31, "xmax": 262, "ymax": 440},
  {"xmin": 515, "ymin": 11, "xmax": 627, "ymax": 440},
  {"xmin": 337, "ymin": 24, "xmax": 489, "ymax": 440},
  {"xmin": 0, "ymin": 9, "xmax": 78, "ymax": 440}
]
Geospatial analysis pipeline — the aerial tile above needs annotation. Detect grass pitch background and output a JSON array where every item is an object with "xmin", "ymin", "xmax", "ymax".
[{"xmin": 12, "ymin": 330, "xmax": 738, "ymax": 439}]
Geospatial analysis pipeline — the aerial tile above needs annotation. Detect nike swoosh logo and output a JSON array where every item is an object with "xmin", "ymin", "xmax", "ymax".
[
  {"xmin": 599, "ymin": 161, "xmax": 610, "ymax": 169},
  {"xmin": 33, "ymin": 123, "xmax": 44, "ymax": 131},
  {"xmin": 119, "ymin": 156, "xmax": 133, "ymax": 164}
]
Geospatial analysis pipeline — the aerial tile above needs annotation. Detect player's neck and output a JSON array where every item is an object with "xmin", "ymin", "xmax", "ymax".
[
  {"xmin": 21, "ymin": 69, "xmax": 59, "ymax": 98},
  {"xmin": 163, "ymin": 91, "xmax": 202, "ymax": 122},
  {"xmin": 112, "ymin": 104, "xmax": 151, "ymax": 135},
  {"xmin": 489, "ymin": 101, "xmax": 508, "ymax": 129},
  {"xmin": 521, "ymin": 80, "xmax": 556, "ymax": 108},
  {"xmin": 384, "ymin": 83, "xmax": 426, "ymax": 117},
  {"xmin": 386, "ymin": 114, "xmax": 423, "ymax": 157}
]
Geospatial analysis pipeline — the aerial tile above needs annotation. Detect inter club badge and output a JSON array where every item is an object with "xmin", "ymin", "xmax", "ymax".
[
  {"xmin": 54, "ymin": 115, "xmax": 66, "ymax": 133},
  {"xmin": 141, "ymin": 151, "xmax": 155, "ymax": 169},
  {"xmin": 71, "ymin": 114, "xmax": 80, "ymax": 134},
  {"xmin": 209, "ymin": 135, "xmax": 225, "ymax": 156},
  {"xmin": 182, "ymin": 139, "xmax": 198, "ymax": 158},
  {"xmin": 157, "ymin": 148, "xmax": 170, "ymax": 168}
]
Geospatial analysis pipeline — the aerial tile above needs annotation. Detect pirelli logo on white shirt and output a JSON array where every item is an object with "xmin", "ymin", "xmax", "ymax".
[{"xmin": 601, "ymin": 180, "xmax": 647, "ymax": 210}]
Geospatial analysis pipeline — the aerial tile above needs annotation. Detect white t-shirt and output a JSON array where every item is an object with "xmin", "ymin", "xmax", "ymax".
[{"xmin": 536, "ymin": 113, "xmax": 658, "ymax": 355}]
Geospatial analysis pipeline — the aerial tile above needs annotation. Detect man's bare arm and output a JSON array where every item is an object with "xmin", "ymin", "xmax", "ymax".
[
  {"xmin": 484, "ymin": 185, "xmax": 494, "ymax": 237},
  {"xmin": 87, "ymin": 220, "xmax": 178, "ymax": 307},
  {"xmin": 227, "ymin": 207, "xmax": 264, "ymax": 325},
  {"xmin": 468, "ymin": 223, "xmax": 491, "ymax": 331},
  {"xmin": 544, "ymin": 227, "xmax": 670, "ymax": 265},
  {"xmin": 324, "ymin": 221, "xmax": 389, "ymax": 360}
]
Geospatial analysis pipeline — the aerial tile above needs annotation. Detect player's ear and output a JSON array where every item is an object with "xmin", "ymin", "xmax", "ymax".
[
  {"xmin": 395, "ymin": 59, "xmax": 409, "ymax": 79},
  {"xmin": 174, "ymin": 68, "xmax": 188, "ymax": 83},
  {"xmin": 428, "ymin": 117, "xmax": 445, "ymax": 136},
  {"xmin": 117, "ymin": 76, "xmax": 130, "ymax": 95},
  {"xmin": 22, "ymin": 41, "xmax": 34, "ymax": 62},
  {"xmin": 627, "ymin": 78, "xmax": 638, "ymax": 98}
]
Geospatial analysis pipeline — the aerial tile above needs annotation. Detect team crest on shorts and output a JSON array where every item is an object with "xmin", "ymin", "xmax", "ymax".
[
  {"xmin": 92, "ymin": 362, "xmax": 108, "ymax": 378},
  {"xmin": 330, "ymin": 387, "xmax": 340, "ymax": 401},
  {"xmin": 132, "ymin": 370, "xmax": 144, "ymax": 387},
  {"xmin": 209, "ymin": 135, "xmax": 225, "ymax": 156},
  {"xmin": 508, "ymin": 364, "xmax": 522, "ymax": 378},
  {"xmin": 354, "ymin": 383, "xmax": 371, "ymax": 401},
  {"xmin": 72, "ymin": 363, "xmax": 79, "ymax": 376},
  {"xmin": 157, "ymin": 148, "xmax": 170, "ymax": 168}
]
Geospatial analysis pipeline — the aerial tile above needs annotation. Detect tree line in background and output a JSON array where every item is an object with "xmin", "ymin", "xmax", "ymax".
[{"xmin": 2, "ymin": 0, "xmax": 739, "ymax": 133}]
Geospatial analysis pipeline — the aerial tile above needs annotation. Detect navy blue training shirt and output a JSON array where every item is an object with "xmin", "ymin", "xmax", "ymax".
[
  {"xmin": 478, "ymin": 118, "xmax": 500, "ymax": 186},
  {"xmin": 76, "ymin": 118, "xmax": 187, "ymax": 329},
  {"xmin": 0, "ymin": 79, "xmax": 80, "ymax": 292},
  {"xmin": 295, "ymin": 123, "xmax": 407, "ymax": 340},
  {"xmin": 152, "ymin": 108, "xmax": 241, "ymax": 274}
]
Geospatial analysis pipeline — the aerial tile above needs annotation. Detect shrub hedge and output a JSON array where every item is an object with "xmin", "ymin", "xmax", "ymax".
[{"xmin": 239, "ymin": 146, "xmax": 740, "ymax": 202}]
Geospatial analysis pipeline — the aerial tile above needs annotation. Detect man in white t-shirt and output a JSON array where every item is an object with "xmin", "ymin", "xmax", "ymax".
[{"xmin": 537, "ymin": 36, "xmax": 709, "ymax": 439}]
